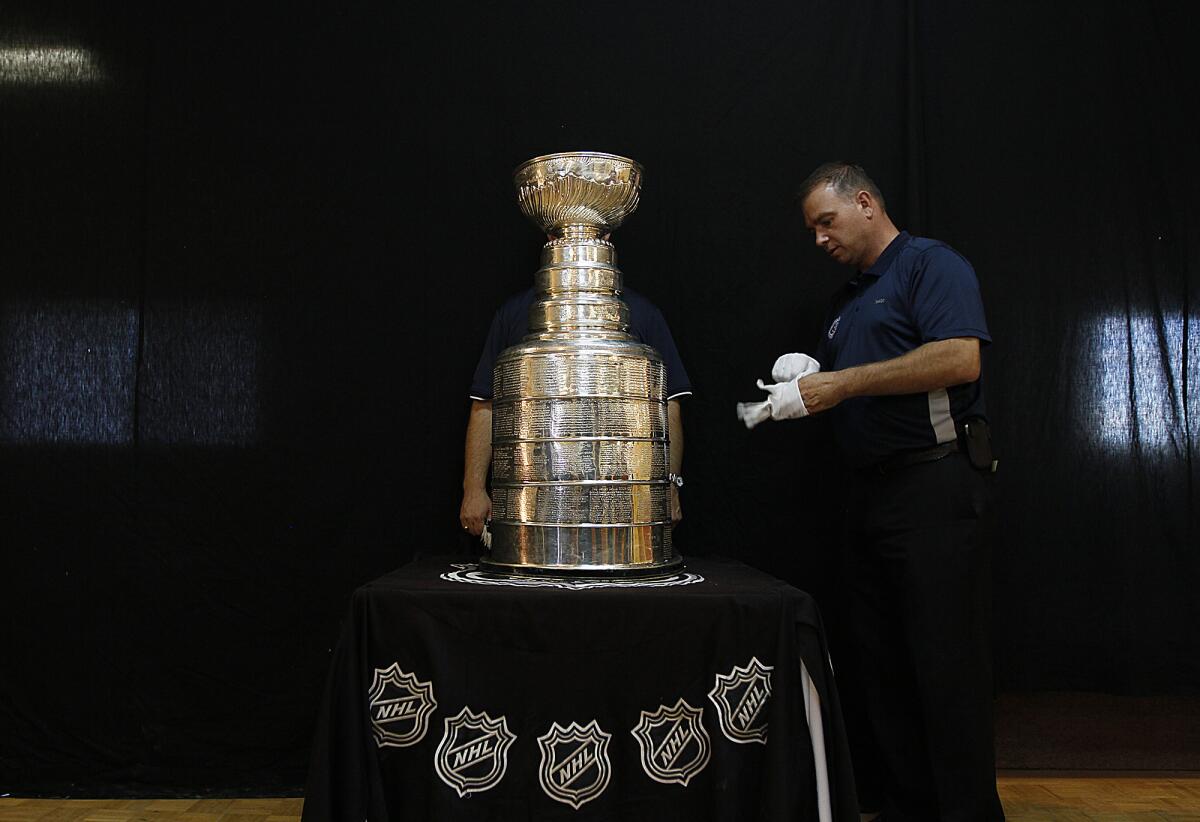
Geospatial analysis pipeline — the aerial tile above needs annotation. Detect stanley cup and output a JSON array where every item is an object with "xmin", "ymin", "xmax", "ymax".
[{"xmin": 480, "ymin": 151, "xmax": 682, "ymax": 576}]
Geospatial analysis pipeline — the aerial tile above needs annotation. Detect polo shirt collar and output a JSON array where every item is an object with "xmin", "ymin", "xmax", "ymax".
[{"xmin": 862, "ymin": 231, "xmax": 911, "ymax": 278}]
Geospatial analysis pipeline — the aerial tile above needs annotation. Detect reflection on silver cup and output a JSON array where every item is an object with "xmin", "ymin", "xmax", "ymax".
[{"xmin": 480, "ymin": 152, "xmax": 681, "ymax": 577}]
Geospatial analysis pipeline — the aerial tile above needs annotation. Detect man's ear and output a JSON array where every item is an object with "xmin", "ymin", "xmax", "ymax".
[{"xmin": 856, "ymin": 190, "xmax": 874, "ymax": 217}]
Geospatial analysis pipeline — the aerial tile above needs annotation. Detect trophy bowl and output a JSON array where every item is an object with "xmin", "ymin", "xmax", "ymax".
[{"xmin": 513, "ymin": 151, "xmax": 643, "ymax": 236}]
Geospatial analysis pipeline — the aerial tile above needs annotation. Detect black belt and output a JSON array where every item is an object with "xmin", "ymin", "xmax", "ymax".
[{"xmin": 870, "ymin": 441, "xmax": 959, "ymax": 475}]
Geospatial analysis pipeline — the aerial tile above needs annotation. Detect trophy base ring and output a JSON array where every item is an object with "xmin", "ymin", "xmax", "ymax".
[{"xmin": 476, "ymin": 555, "xmax": 684, "ymax": 580}]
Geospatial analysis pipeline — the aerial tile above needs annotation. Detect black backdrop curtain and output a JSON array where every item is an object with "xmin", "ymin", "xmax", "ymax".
[{"xmin": 1, "ymin": 0, "xmax": 1196, "ymax": 793}]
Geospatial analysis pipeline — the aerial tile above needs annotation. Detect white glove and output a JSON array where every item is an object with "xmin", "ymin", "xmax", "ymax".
[
  {"xmin": 772, "ymin": 352, "xmax": 821, "ymax": 382},
  {"xmin": 737, "ymin": 353, "xmax": 819, "ymax": 430},
  {"xmin": 736, "ymin": 400, "xmax": 773, "ymax": 430},
  {"xmin": 757, "ymin": 377, "xmax": 809, "ymax": 420}
]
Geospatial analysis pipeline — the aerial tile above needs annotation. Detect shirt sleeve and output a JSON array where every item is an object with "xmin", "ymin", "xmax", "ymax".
[
  {"xmin": 639, "ymin": 304, "xmax": 693, "ymax": 399},
  {"xmin": 468, "ymin": 309, "xmax": 506, "ymax": 400},
  {"xmin": 908, "ymin": 246, "xmax": 992, "ymax": 345}
]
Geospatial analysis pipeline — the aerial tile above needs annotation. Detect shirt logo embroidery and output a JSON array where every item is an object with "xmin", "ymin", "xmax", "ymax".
[
  {"xmin": 874, "ymin": 298, "xmax": 887, "ymax": 304},
  {"xmin": 827, "ymin": 316, "xmax": 841, "ymax": 339}
]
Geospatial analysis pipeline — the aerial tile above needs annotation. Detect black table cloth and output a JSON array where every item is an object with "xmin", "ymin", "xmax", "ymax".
[{"xmin": 303, "ymin": 556, "xmax": 857, "ymax": 821}]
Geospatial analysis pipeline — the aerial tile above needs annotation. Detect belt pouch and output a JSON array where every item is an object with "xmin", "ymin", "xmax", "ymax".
[{"xmin": 961, "ymin": 418, "xmax": 994, "ymax": 471}]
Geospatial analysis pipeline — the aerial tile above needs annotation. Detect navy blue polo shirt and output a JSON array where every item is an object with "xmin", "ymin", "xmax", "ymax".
[
  {"xmin": 469, "ymin": 286, "xmax": 693, "ymax": 401},
  {"xmin": 813, "ymin": 231, "xmax": 990, "ymax": 468}
]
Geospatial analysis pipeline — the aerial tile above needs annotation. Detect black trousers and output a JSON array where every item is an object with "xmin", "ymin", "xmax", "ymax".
[{"xmin": 835, "ymin": 451, "xmax": 1004, "ymax": 822}]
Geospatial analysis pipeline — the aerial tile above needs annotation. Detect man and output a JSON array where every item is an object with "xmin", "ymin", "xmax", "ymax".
[
  {"xmin": 459, "ymin": 283, "xmax": 692, "ymax": 538},
  {"xmin": 751, "ymin": 162, "xmax": 1003, "ymax": 821}
]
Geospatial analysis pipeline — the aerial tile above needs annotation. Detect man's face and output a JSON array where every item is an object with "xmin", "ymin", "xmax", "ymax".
[{"xmin": 802, "ymin": 184, "xmax": 872, "ymax": 269}]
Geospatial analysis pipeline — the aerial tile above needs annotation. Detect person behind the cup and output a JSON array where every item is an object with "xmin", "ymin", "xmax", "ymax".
[
  {"xmin": 460, "ymin": 234, "xmax": 692, "ymax": 539},
  {"xmin": 742, "ymin": 161, "xmax": 1002, "ymax": 822}
]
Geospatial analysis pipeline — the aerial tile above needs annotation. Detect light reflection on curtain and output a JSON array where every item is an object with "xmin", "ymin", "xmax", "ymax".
[
  {"xmin": 0, "ymin": 46, "xmax": 105, "ymax": 85},
  {"xmin": 0, "ymin": 300, "xmax": 137, "ymax": 444},
  {"xmin": 0, "ymin": 300, "xmax": 260, "ymax": 446},
  {"xmin": 1089, "ymin": 312, "xmax": 1197, "ymax": 454}
]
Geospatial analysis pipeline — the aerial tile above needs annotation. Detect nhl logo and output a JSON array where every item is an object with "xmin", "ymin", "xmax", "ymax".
[
  {"xmin": 631, "ymin": 698, "xmax": 711, "ymax": 787},
  {"xmin": 708, "ymin": 656, "xmax": 773, "ymax": 744},
  {"xmin": 367, "ymin": 663, "xmax": 438, "ymax": 748},
  {"xmin": 536, "ymin": 720, "xmax": 612, "ymax": 809},
  {"xmin": 434, "ymin": 707, "xmax": 516, "ymax": 797}
]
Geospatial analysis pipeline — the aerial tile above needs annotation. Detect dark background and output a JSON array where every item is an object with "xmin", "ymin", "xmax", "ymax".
[{"xmin": 2, "ymin": 0, "xmax": 1196, "ymax": 795}]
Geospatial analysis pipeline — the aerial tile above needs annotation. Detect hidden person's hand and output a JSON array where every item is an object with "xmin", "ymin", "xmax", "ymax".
[{"xmin": 460, "ymin": 488, "xmax": 492, "ymax": 537}]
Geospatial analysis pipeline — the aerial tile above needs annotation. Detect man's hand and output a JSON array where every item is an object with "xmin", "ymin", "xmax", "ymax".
[
  {"xmin": 460, "ymin": 488, "xmax": 491, "ymax": 537},
  {"xmin": 796, "ymin": 371, "xmax": 846, "ymax": 414},
  {"xmin": 757, "ymin": 378, "xmax": 809, "ymax": 420},
  {"xmin": 670, "ymin": 485, "xmax": 682, "ymax": 525}
]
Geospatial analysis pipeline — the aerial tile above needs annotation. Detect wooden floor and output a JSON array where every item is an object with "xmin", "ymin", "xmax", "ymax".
[
  {"xmin": 998, "ymin": 774, "xmax": 1200, "ymax": 821},
  {"xmin": 0, "ymin": 799, "xmax": 302, "ymax": 822},
  {"xmin": 0, "ymin": 776, "xmax": 1198, "ymax": 820}
]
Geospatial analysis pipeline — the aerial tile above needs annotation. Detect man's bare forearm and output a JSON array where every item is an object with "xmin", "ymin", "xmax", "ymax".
[
  {"xmin": 667, "ymin": 399, "xmax": 683, "ymax": 475},
  {"xmin": 840, "ymin": 337, "xmax": 980, "ymax": 398},
  {"xmin": 667, "ymin": 398, "xmax": 684, "ymax": 524},
  {"xmin": 460, "ymin": 400, "xmax": 494, "ymax": 536},
  {"xmin": 799, "ymin": 338, "xmax": 981, "ymax": 414},
  {"xmin": 463, "ymin": 400, "xmax": 492, "ymax": 491}
]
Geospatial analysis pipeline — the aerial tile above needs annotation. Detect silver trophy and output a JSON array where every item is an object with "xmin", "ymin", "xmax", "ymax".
[{"xmin": 480, "ymin": 151, "xmax": 681, "ymax": 577}]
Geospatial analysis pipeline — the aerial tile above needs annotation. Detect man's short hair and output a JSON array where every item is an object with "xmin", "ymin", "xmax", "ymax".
[{"xmin": 797, "ymin": 161, "xmax": 887, "ymax": 212}]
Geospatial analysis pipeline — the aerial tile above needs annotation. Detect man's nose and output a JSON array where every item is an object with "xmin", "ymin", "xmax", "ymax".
[{"xmin": 815, "ymin": 232, "xmax": 828, "ymax": 247}]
